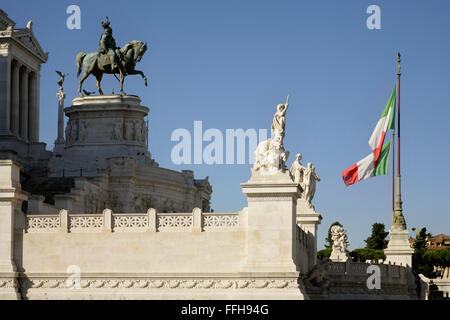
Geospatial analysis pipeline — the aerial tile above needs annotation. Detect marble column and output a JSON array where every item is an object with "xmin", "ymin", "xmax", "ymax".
[
  {"xmin": 19, "ymin": 66, "xmax": 29, "ymax": 141},
  {"xmin": 10, "ymin": 60, "xmax": 20, "ymax": 137},
  {"xmin": 54, "ymin": 87, "xmax": 66, "ymax": 152},
  {"xmin": 28, "ymin": 72, "xmax": 36, "ymax": 142},
  {"xmin": 0, "ymin": 55, "xmax": 11, "ymax": 135},
  {"xmin": 34, "ymin": 73, "xmax": 40, "ymax": 141}
]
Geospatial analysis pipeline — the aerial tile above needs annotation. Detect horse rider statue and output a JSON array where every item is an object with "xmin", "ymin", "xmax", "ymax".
[
  {"xmin": 98, "ymin": 17, "xmax": 121, "ymax": 70},
  {"xmin": 77, "ymin": 17, "xmax": 148, "ymax": 96}
]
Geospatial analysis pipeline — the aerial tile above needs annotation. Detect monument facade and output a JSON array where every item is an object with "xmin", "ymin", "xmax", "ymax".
[
  {"xmin": 0, "ymin": 11, "xmax": 211, "ymax": 215},
  {"xmin": 0, "ymin": 9, "xmax": 51, "ymax": 171},
  {"xmin": 0, "ymin": 10, "xmax": 417, "ymax": 300}
]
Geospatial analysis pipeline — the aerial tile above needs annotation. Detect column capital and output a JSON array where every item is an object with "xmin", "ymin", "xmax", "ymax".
[
  {"xmin": 20, "ymin": 66, "xmax": 30, "ymax": 75},
  {"xmin": 11, "ymin": 59, "xmax": 21, "ymax": 70}
]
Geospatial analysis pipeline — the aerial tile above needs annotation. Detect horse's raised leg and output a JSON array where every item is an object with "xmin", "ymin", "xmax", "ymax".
[
  {"xmin": 95, "ymin": 72, "xmax": 104, "ymax": 95},
  {"xmin": 127, "ymin": 69, "xmax": 148, "ymax": 86},
  {"xmin": 119, "ymin": 69, "xmax": 126, "ymax": 95},
  {"xmin": 78, "ymin": 72, "xmax": 89, "ymax": 96}
]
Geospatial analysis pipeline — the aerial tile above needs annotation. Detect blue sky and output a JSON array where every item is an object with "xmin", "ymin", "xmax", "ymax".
[{"xmin": 4, "ymin": 0, "xmax": 450, "ymax": 249}]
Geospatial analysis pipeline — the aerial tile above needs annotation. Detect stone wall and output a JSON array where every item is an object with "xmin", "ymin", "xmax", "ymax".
[
  {"xmin": 418, "ymin": 274, "xmax": 450, "ymax": 300},
  {"xmin": 0, "ymin": 159, "xmax": 418, "ymax": 300},
  {"xmin": 430, "ymin": 278, "xmax": 450, "ymax": 299},
  {"xmin": 1, "ymin": 159, "xmax": 312, "ymax": 299},
  {"xmin": 18, "ymin": 208, "xmax": 245, "ymax": 274},
  {"xmin": 322, "ymin": 261, "xmax": 417, "ymax": 300}
]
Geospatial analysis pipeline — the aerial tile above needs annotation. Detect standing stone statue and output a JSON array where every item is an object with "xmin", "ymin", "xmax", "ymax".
[
  {"xmin": 65, "ymin": 122, "xmax": 71, "ymax": 143},
  {"xmin": 290, "ymin": 153, "xmax": 306, "ymax": 184},
  {"xmin": 78, "ymin": 120, "xmax": 88, "ymax": 141},
  {"xmin": 330, "ymin": 225, "xmax": 349, "ymax": 262},
  {"xmin": 271, "ymin": 94, "xmax": 289, "ymax": 151},
  {"xmin": 54, "ymin": 71, "xmax": 68, "ymax": 153},
  {"xmin": 112, "ymin": 122, "xmax": 123, "ymax": 141},
  {"xmin": 70, "ymin": 121, "xmax": 78, "ymax": 142},
  {"xmin": 253, "ymin": 95, "xmax": 290, "ymax": 174},
  {"xmin": 135, "ymin": 120, "xmax": 142, "ymax": 142},
  {"xmin": 125, "ymin": 120, "xmax": 134, "ymax": 141},
  {"xmin": 143, "ymin": 122, "xmax": 148, "ymax": 144},
  {"xmin": 303, "ymin": 162, "xmax": 320, "ymax": 208}
]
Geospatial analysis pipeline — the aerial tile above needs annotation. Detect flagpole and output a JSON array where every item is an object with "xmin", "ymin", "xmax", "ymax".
[
  {"xmin": 393, "ymin": 52, "xmax": 406, "ymax": 229},
  {"xmin": 392, "ymin": 127, "xmax": 395, "ymax": 215}
]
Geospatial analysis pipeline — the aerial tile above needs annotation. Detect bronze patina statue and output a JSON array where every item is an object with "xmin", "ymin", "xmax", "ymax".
[
  {"xmin": 76, "ymin": 17, "xmax": 148, "ymax": 96},
  {"xmin": 98, "ymin": 17, "xmax": 120, "ymax": 70},
  {"xmin": 56, "ymin": 70, "xmax": 68, "ymax": 88}
]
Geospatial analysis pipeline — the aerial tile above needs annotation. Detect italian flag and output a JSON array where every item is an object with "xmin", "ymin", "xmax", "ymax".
[
  {"xmin": 342, "ymin": 141, "xmax": 391, "ymax": 186},
  {"xmin": 342, "ymin": 86, "xmax": 396, "ymax": 186}
]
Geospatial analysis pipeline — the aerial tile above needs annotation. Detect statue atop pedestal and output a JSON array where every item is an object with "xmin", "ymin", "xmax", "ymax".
[
  {"xmin": 302, "ymin": 162, "xmax": 320, "ymax": 208},
  {"xmin": 290, "ymin": 154, "xmax": 320, "ymax": 209},
  {"xmin": 330, "ymin": 225, "xmax": 349, "ymax": 262},
  {"xmin": 54, "ymin": 71, "xmax": 67, "ymax": 153},
  {"xmin": 76, "ymin": 17, "xmax": 148, "ymax": 96},
  {"xmin": 253, "ymin": 95, "xmax": 290, "ymax": 175}
]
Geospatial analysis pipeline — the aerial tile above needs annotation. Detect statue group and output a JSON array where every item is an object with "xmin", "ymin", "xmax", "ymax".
[
  {"xmin": 253, "ymin": 95, "xmax": 290, "ymax": 174},
  {"xmin": 330, "ymin": 225, "xmax": 349, "ymax": 262},
  {"xmin": 76, "ymin": 17, "xmax": 148, "ymax": 96},
  {"xmin": 253, "ymin": 95, "xmax": 320, "ymax": 208}
]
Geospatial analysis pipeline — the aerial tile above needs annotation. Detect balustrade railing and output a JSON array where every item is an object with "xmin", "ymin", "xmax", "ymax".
[{"xmin": 24, "ymin": 209, "xmax": 241, "ymax": 233}]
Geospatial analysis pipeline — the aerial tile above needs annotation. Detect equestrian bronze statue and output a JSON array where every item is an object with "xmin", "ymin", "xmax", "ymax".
[{"xmin": 76, "ymin": 17, "xmax": 148, "ymax": 96}]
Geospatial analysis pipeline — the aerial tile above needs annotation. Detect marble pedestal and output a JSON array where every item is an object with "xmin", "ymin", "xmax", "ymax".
[
  {"xmin": 384, "ymin": 227, "xmax": 414, "ymax": 267},
  {"xmin": 329, "ymin": 249, "xmax": 349, "ymax": 262},
  {"xmin": 48, "ymin": 95, "xmax": 153, "ymax": 177},
  {"xmin": 296, "ymin": 198, "xmax": 322, "ymax": 271},
  {"xmin": 241, "ymin": 170, "xmax": 301, "ymax": 273},
  {"xmin": 0, "ymin": 160, "xmax": 27, "ymax": 299},
  {"xmin": 241, "ymin": 170, "xmax": 308, "ymax": 299}
]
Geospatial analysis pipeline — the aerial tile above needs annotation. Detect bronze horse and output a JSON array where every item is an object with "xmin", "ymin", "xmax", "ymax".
[{"xmin": 76, "ymin": 40, "xmax": 148, "ymax": 96}]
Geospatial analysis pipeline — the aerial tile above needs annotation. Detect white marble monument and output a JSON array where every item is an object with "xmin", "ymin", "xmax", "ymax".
[
  {"xmin": 0, "ymin": 10, "xmax": 51, "ymax": 169},
  {"xmin": 329, "ymin": 225, "xmax": 349, "ymax": 262}
]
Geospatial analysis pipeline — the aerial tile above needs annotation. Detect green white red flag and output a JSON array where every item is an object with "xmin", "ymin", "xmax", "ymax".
[{"xmin": 342, "ymin": 86, "xmax": 396, "ymax": 186}]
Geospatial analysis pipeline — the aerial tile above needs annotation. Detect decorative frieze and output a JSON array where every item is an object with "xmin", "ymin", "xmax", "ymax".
[
  {"xmin": 247, "ymin": 196, "xmax": 293, "ymax": 202},
  {"xmin": 0, "ymin": 279, "xmax": 18, "ymax": 289},
  {"xmin": 19, "ymin": 276, "xmax": 300, "ymax": 291}
]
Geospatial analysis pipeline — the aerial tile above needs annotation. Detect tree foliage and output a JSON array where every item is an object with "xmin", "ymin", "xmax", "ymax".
[
  {"xmin": 422, "ymin": 247, "xmax": 450, "ymax": 278},
  {"xmin": 364, "ymin": 223, "xmax": 389, "ymax": 250},
  {"xmin": 350, "ymin": 248, "xmax": 386, "ymax": 262},
  {"xmin": 412, "ymin": 227, "xmax": 433, "ymax": 276},
  {"xmin": 317, "ymin": 247, "xmax": 332, "ymax": 260}
]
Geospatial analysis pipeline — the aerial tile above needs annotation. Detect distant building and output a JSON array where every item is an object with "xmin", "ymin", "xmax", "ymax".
[
  {"xmin": 409, "ymin": 233, "xmax": 450, "ymax": 281},
  {"xmin": 408, "ymin": 233, "xmax": 450, "ymax": 250},
  {"xmin": 427, "ymin": 234, "xmax": 450, "ymax": 250}
]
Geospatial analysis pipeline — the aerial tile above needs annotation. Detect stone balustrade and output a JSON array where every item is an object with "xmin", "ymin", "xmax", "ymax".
[
  {"xmin": 326, "ymin": 261, "xmax": 405, "ymax": 279},
  {"xmin": 24, "ymin": 208, "xmax": 241, "ymax": 233}
]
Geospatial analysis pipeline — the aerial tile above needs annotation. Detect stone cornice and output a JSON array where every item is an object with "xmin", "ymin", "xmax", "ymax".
[
  {"xmin": 0, "ymin": 188, "xmax": 28, "ymax": 200},
  {"xmin": 0, "ymin": 28, "xmax": 48, "ymax": 63},
  {"xmin": 0, "ymin": 10, "xmax": 16, "ymax": 29}
]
